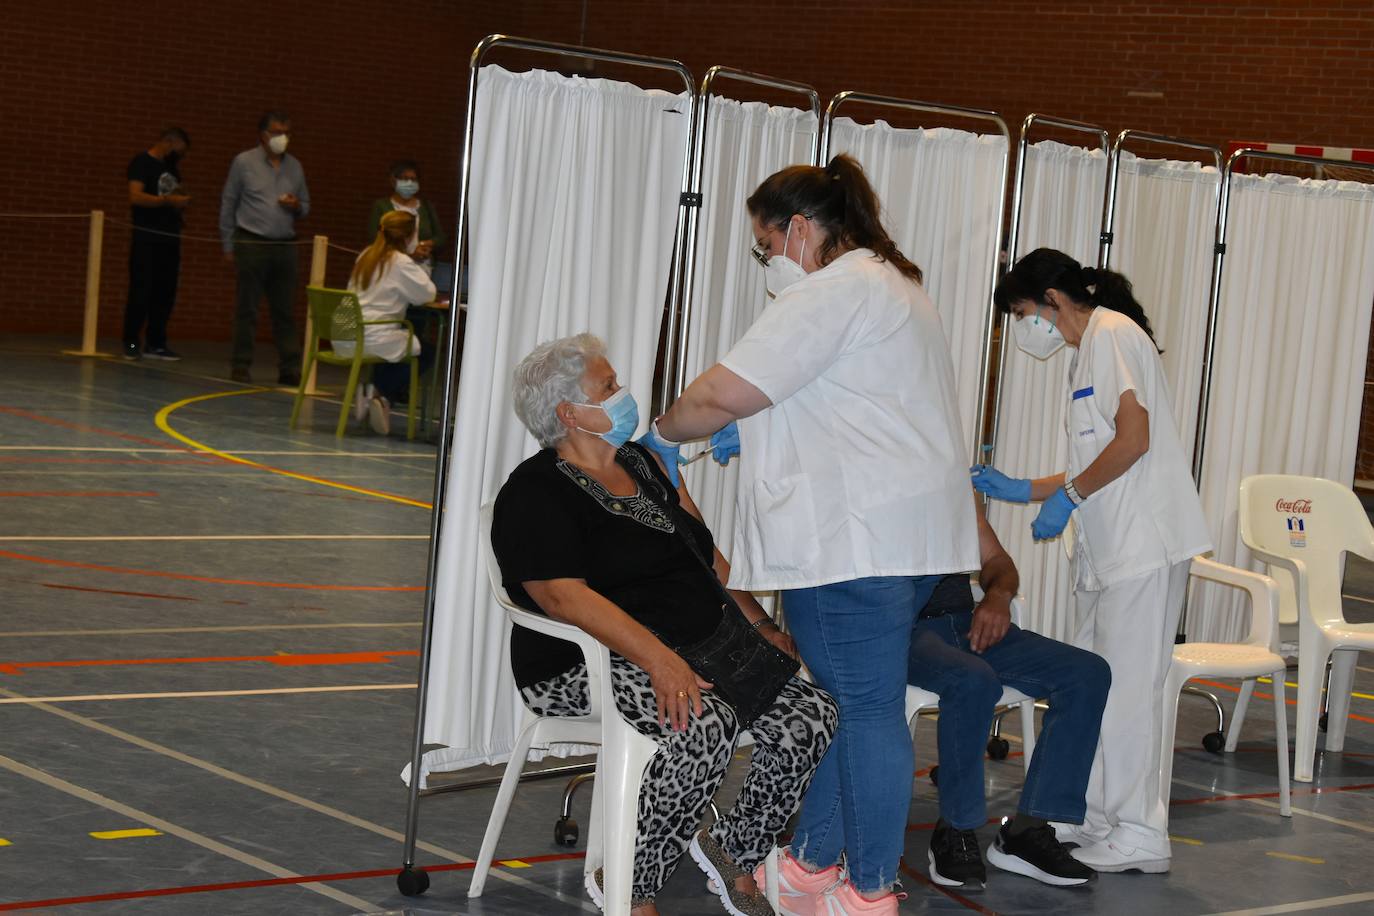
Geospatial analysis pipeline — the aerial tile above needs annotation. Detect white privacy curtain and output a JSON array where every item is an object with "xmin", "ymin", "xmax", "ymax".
[
  {"xmin": 414, "ymin": 65, "xmax": 690, "ymax": 781},
  {"xmin": 827, "ymin": 119, "xmax": 1008, "ymax": 448},
  {"xmin": 1189, "ymin": 174, "xmax": 1374, "ymax": 641},
  {"xmin": 1108, "ymin": 153, "xmax": 1220, "ymax": 447},
  {"xmin": 988, "ymin": 140, "xmax": 1107, "ymax": 640},
  {"xmin": 679, "ymin": 98, "xmax": 818, "ymax": 543}
]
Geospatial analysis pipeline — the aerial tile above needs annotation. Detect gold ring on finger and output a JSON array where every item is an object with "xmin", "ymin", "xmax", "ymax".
[{"xmin": 676, "ymin": 690, "xmax": 688, "ymax": 698}]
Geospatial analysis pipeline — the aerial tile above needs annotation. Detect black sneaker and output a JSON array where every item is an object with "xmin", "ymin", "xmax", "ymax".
[
  {"xmin": 929, "ymin": 819, "xmax": 986, "ymax": 889},
  {"xmin": 143, "ymin": 346, "xmax": 182, "ymax": 361},
  {"xmin": 987, "ymin": 819, "xmax": 1096, "ymax": 887},
  {"xmin": 122, "ymin": 342, "xmax": 141, "ymax": 360}
]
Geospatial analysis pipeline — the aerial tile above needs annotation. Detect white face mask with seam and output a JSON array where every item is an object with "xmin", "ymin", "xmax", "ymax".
[
  {"xmin": 1013, "ymin": 305, "xmax": 1067, "ymax": 360},
  {"xmin": 764, "ymin": 220, "xmax": 807, "ymax": 299},
  {"xmin": 267, "ymin": 134, "xmax": 289, "ymax": 155}
]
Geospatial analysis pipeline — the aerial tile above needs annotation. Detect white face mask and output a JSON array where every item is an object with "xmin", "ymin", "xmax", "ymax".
[
  {"xmin": 763, "ymin": 220, "xmax": 807, "ymax": 299},
  {"xmin": 267, "ymin": 134, "xmax": 289, "ymax": 155},
  {"xmin": 1012, "ymin": 305, "xmax": 1067, "ymax": 360}
]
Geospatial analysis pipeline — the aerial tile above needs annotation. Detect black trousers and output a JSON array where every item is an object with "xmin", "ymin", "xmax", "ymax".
[
  {"xmin": 231, "ymin": 230, "xmax": 301, "ymax": 373},
  {"xmin": 123, "ymin": 234, "xmax": 181, "ymax": 349}
]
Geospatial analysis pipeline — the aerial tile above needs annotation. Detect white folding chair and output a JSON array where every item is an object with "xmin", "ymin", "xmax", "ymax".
[
  {"xmin": 1162, "ymin": 557, "xmax": 1291, "ymax": 816},
  {"xmin": 470, "ymin": 502, "xmax": 779, "ymax": 913},
  {"xmin": 1239, "ymin": 474, "xmax": 1374, "ymax": 783},
  {"xmin": 905, "ymin": 592, "xmax": 1039, "ymax": 781}
]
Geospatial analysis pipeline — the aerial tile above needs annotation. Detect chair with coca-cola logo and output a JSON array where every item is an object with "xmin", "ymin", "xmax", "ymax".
[{"xmin": 1239, "ymin": 474, "xmax": 1374, "ymax": 783}]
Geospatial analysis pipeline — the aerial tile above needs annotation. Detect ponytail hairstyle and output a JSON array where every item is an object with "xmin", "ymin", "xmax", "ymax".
[
  {"xmin": 351, "ymin": 210, "xmax": 417, "ymax": 291},
  {"xmin": 745, "ymin": 154, "xmax": 923, "ymax": 284},
  {"xmin": 993, "ymin": 247, "xmax": 1160, "ymax": 349}
]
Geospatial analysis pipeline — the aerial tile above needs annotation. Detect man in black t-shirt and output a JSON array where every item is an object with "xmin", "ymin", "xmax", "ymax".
[{"xmin": 123, "ymin": 127, "xmax": 191, "ymax": 361}]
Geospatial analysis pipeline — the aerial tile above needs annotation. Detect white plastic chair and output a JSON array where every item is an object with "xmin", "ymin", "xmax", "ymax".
[
  {"xmin": 905, "ymin": 592, "xmax": 1039, "ymax": 779},
  {"xmin": 469, "ymin": 502, "xmax": 779, "ymax": 913},
  {"xmin": 1239, "ymin": 474, "xmax": 1374, "ymax": 783},
  {"xmin": 1161, "ymin": 557, "xmax": 1291, "ymax": 815}
]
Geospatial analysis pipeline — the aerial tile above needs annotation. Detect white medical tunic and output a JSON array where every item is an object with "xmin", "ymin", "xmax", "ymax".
[
  {"xmin": 1066, "ymin": 308, "xmax": 1212, "ymax": 590},
  {"xmin": 333, "ymin": 254, "xmax": 436, "ymax": 363},
  {"xmin": 719, "ymin": 248, "xmax": 980, "ymax": 591}
]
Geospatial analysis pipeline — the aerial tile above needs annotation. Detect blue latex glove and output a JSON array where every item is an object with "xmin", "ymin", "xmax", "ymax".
[
  {"xmin": 970, "ymin": 465, "xmax": 1032, "ymax": 503},
  {"xmin": 709, "ymin": 422, "xmax": 740, "ymax": 466},
  {"xmin": 1031, "ymin": 488, "xmax": 1076, "ymax": 541},
  {"xmin": 636, "ymin": 420, "xmax": 684, "ymax": 487}
]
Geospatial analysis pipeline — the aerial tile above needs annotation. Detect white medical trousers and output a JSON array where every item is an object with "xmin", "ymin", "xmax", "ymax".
[{"xmin": 1072, "ymin": 559, "xmax": 1190, "ymax": 858}]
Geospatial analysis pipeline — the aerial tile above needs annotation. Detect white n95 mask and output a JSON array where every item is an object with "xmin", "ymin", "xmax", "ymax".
[
  {"xmin": 1013, "ymin": 306, "xmax": 1066, "ymax": 360},
  {"xmin": 764, "ymin": 221, "xmax": 807, "ymax": 299},
  {"xmin": 268, "ymin": 135, "xmax": 289, "ymax": 155}
]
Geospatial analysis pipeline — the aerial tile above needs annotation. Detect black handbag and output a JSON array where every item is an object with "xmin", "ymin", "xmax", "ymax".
[{"xmin": 637, "ymin": 480, "xmax": 800, "ymax": 725}]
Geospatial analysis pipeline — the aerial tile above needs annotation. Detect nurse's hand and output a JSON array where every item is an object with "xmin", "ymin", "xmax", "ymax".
[
  {"xmin": 1031, "ymin": 488, "xmax": 1077, "ymax": 541},
  {"xmin": 709, "ymin": 422, "xmax": 740, "ymax": 466},
  {"xmin": 637, "ymin": 420, "xmax": 684, "ymax": 487},
  {"xmin": 971, "ymin": 465, "xmax": 1032, "ymax": 503}
]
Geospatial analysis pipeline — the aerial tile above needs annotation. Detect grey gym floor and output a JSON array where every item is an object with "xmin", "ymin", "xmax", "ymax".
[{"xmin": 2, "ymin": 336, "xmax": 1374, "ymax": 915}]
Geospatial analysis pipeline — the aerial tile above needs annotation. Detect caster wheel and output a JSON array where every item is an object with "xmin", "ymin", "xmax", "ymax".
[
  {"xmin": 1202, "ymin": 731, "xmax": 1225, "ymax": 754},
  {"xmin": 986, "ymin": 737, "xmax": 1010, "ymax": 760},
  {"xmin": 1320, "ymin": 713, "xmax": 1329, "ymax": 732},
  {"xmin": 397, "ymin": 866, "xmax": 430, "ymax": 896},
  {"xmin": 554, "ymin": 816, "xmax": 579, "ymax": 847},
  {"xmin": 929, "ymin": 765, "xmax": 940, "ymax": 786}
]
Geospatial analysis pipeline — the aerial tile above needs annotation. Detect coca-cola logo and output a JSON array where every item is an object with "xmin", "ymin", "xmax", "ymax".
[{"xmin": 1275, "ymin": 498, "xmax": 1312, "ymax": 514}]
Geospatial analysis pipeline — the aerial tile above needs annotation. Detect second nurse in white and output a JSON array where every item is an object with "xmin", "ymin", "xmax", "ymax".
[{"xmin": 973, "ymin": 247, "xmax": 1212, "ymax": 874}]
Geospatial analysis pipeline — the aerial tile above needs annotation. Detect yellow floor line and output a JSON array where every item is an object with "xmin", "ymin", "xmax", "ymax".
[
  {"xmin": 1257, "ymin": 676, "xmax": 1374, "ymax": 702},
  {"xmin": 91, "ymin": 828, "xmax": 163, "ymax": 840},
  {"xmin": 1265, "ymin": 851, "xmax": 1324, "ymax": 865},
  {"xmin": 500, "ymin": 859, "xmax": 532, "ymax": 868},
  {"xmin": 1169, "ymin": 835, "xmax": 1205, "ymax": 846},
  {"xmin": 0, "ymin": 838, "xmax": 11, "ymax": 846},
  {"xmin": 154, "ymin": 389, "xmax": 431, "ymax": 509}
]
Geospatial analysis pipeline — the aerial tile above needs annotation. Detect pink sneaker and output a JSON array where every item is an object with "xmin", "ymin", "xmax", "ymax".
[
  {"xmin": 820, "ymin": 880, "xmax": 906, "ymax": 915},
  {"xmin": 752, "ymin": 848, "xmax": 841, "ymax": 916}
]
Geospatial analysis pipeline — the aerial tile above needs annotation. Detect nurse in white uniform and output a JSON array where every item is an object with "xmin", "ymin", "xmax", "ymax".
[
  {"xmin": 643, "ymin": 155, "xmax": 979, "ymax": 915},
  {"xmin": 973, "ymin": 247, "xmax": 1212, "ymax": 874}
]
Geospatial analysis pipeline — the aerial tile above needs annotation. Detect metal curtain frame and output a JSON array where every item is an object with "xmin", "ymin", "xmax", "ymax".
[
  {"xmin": 985, "ymin": 114, "xmax": 1110, "ymax": 464},
  {"xmin": 398, "ymin": 33, "xmax": 697, "ymax": 894},
  {"xmin": 668, "ymin": 66, "xmax": 823, "ymax": 402},
  {"xmin": 1099, "ymin": 130, "xmax": 1223, "ymax": 269},
  {"xmin": 1192, "ymin": 146, "xmax": 1374, "ymax": 484},
  {"xmin": 818, "ymin": 90, "xmax": 1012, "ymax": 459}
]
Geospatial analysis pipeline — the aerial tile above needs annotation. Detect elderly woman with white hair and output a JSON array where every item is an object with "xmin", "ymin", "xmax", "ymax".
[{"xmin": 491, "ymin": 333, "xmax": 839, "ymax": 916}]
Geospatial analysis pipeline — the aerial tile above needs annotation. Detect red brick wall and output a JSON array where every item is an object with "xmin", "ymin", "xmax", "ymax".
[
  {"xmin": 4, "ymin": 0, "xmax": 1373, "ymax": 348},
  {"xmin": 0, "ymin": 0, "xmax": 505, "ymax": 344}
]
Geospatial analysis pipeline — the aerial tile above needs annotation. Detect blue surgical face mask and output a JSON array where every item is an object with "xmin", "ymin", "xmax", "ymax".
[
  {"xmin": 395, "ymin": 179, "xmax": 419, "ymax": 199},
  {"xmin": 573, "ymin": 387, "xmax": 639, "ymax": 448}
]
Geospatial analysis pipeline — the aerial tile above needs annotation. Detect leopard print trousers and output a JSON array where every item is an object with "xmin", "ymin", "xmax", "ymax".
[{"xmin": 522, "ymin": 656, "xmax": 838, "ymax": 902}]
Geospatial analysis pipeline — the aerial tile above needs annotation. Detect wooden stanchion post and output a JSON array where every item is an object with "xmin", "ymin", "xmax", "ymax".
[
  {"xmin": 64, "ymin": 210, "xmax": 111, "ymax": 357},
  {"xmin": 303, "ymin": 235, "xmax": 328, "ymax": 394}
]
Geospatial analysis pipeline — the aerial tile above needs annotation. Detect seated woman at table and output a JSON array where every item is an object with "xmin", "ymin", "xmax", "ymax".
[
  {"xmin": 492, "ymin": 333, "xmax": 839, "ymax": 916},
  {"xmin": 335, "ymin": 210, "xmax": 436, "ymax": 436}
]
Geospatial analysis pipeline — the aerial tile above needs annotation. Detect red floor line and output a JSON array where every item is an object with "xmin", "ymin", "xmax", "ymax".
[
  {"xmin": 0, "ymin": 650, "xmax": 419, "ymax": 675},
  {"xmin": 0, "ymin": 548, "xmax": 423, "ymax": 592},
  {"xmin": 0, "ymin": 406, "xmax": 201, "ymax": 453},
  {"xmin": 0, "ymin": 456, "xmax": 219, "ymax": 466},
  {"xmin": 41, "ymin": 582, "xmax": 196, "ymax": 601},
  {"xmin": 0, "ymin": 491, "xmax": 158, "ymax": 498},
  {"xmin": 898, "ymin": 862, "xmax": 999, "ymax": 915},
  {"xmin": 1191, "ymin": 677, "xmax": 1374, "ymax": 725},
  {"xmin": 0, "ymin": 852, "xmax": 586, "ymax": 910}
]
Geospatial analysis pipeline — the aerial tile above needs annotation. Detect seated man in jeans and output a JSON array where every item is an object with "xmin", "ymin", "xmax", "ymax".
[{"xmin": 913, "ymin": 505, "xmax": 1111, "ymax": 889}]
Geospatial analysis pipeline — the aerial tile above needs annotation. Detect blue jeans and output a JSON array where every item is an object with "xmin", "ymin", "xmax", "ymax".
[
  {"xmin": 783, "ymin": 576, "xmax": 942, "ymax": 894},
  {"xmin": 909, "ymin": 610, "xmax": 1111, "ymax": 830}
]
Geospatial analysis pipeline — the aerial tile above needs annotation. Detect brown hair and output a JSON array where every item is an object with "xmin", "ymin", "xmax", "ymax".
[
  {"xmin": 351, "ymin": 210, "xmax": 416, "ymax": 290},
  {"xmin": 745, "ymin": 154, "xmax": 923, "ymax": 284}
]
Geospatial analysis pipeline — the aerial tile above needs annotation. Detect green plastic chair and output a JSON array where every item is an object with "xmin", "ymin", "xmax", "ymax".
[{"xmin": 291, "ymin": 286, "xmax": 419, "ymax": 439}]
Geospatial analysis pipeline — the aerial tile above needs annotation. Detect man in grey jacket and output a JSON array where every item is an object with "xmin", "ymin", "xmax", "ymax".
[{"xmin": 219, "ymin": 110, "xmax": 310, "ymax": 385}]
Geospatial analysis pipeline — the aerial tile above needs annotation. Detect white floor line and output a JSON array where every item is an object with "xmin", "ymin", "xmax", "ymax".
[
  {"xmin": 0, "ymin": 534, "xmax": 429, "ymax": 542},
  {"xmin": 0, "ymin": 684, "xmax": 419, "ymax": 704},
  {"xmin": 1199, "ymin": 890, "xmax": 1374, "ymax": 915},
  {"xmin": 1342, "ymin": 592, "xmax": 1374, "ymax": 605},
  {"xmin": 1172, "ymin": 776, "xmax": 1374, "ymax": 834},
  {"xmin": 0, "ymin": 752, "xmax": 377, "ymax": 911},
  {"xmin": 0, "ymin": 446, "xmax": 432, "ymax": 457},
  {"xmin": 0, "ymin": 622, "xmax": 421, "ymax": 637},
  {"xmin": 0, "ymin": 686, "xmax": 598, "ymax": 912}
]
